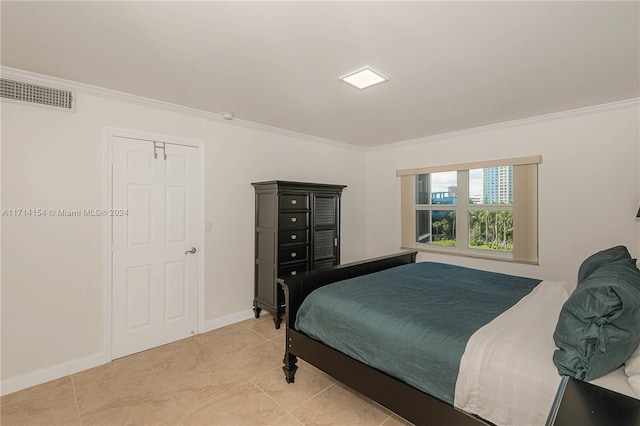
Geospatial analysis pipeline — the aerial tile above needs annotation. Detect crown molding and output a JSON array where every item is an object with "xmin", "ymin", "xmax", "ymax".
[
  {"xmin": 0, "ymin": 66, "xmax": 365, "ymax": 152},
  {"xmin": 229, "ymin": 116, "xmax": 366, "ymax": 152},
  {"xmin": 2, "ymin": 66, "xmax": 636, "ymax": 154},
  {"xmin": 369, "ymin": 97, "xmax": 640, "ymax": 152}
]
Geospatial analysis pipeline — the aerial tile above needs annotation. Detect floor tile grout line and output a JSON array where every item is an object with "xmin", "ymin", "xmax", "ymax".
[
  {"xmin": 123, "ymin": 342, "xmax": 207, "ymax": 420},
  {"xmin": 243, "ymin": 326, "xmax": 277, "ymax": 342},
  {"xmin": 184, "ymin": 382, "xmax": 251, "ymax": 424},
  {"xmin": 250, "ymin": 365, "xmax": 284, "ymax": 384},
  {"xmin": 269, "ymin": 411, "xmax": 305, "ymax": 426},
  {"xmin": 145, "ymin": 345, "xmax": 255, "ymax": 420},
  {"xmin": 142, "ymin": 345, "xmax": 182, "ymax": 402},
  {"xmin": 174, "ymin": 323, "xmax": 287, "ymax": 420},
  {"xmin": 288, "ymin": 382, "xmax": 337, "ymax": 411},
  {"xmin": 301, "ymin": 382, "xmax": 336, "ymax": 408},
  {"xmin": 5, "ymin": 320, "xmax": 390, "ymax": 426},
  {"xmin": 69, "ymin": 374, "xmax": 83, "ymax": 426},
  {"xmin": 148, "ymin": 358, "xmax": 184, "ymax": 409},
  {"xmin": 269, "ymin": 377, "xmax": 337, "ymax": 414},
  {"xmin": 249, "ymin": 379, "xmax": 304, "ymax": 426},
  {"xmin": 197, "ymin": 326, "xmax": 274, "ymax": 354},
  {"xmin": 265, "ymin": 338, "xmax": 284, "ymax": 351},
  {"xmin": 249, "ymin": 359, "xmax": 339, "ymax": 409},
  {"xmin": 379, "ymin": 414, "xmax": 393, "ymax": 425},
  {"xmin": 240, "ymin": 322, "xmax": 283, "ymax": 342}
]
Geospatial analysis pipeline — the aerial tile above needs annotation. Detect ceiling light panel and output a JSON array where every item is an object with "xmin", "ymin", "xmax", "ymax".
[{"xmin": 340, "ymin": 67, "xmax": 388, "ymax": 89}]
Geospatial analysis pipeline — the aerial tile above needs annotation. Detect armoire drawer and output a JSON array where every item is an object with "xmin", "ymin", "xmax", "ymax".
[
  {"xmin": 280, "ymin": 194, "xmax": 309, "ymax": 210},
  {"xmin": 279, "ymin": 246, "xmax": 308, "ymax": 263},
  {"xmin": 279, "ymin": 229, "xmax": 308, "ymax": 244},
  {"xmin": 279, "ymin": 212, "xmax": 309, "ymax": 227},
  {"xmin": 278, "ymin": 262, "xmax": 309, "ymax": 278}
]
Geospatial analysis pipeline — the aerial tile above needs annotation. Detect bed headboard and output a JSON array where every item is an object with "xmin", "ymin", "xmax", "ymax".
[{"xmin": 278, "ymin": 251, "xmax": 418, "ymax": 329}]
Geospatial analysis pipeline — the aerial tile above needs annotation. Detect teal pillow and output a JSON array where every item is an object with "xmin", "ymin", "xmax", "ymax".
[
  {"xmin": 577, "ymin": 245, "xmax": 632, "ymax": 284},
  {"xmin": 553, "ymin": 258, "xmax": 640, "ymax": 381}
]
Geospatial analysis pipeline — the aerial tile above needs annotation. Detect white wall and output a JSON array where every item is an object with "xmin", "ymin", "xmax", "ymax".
[
  {"xmin": 366, "ymin": 103, "xmax": 640, "ymax": 282},
  {"xmin": 203, "ymin": 114, "xmax": 368, "ymax": 323},
  {"xmin": 0, "ymin": 91, "xmax": 368, "ymax": 389},
  {"xmin": 2, "ymin": 75, "xmax": 638, "ymax": 394}
]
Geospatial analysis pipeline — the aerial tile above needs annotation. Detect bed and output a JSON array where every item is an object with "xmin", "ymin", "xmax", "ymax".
[{"xmin": 277, "ymin": 250, "xmax": 640, "ymax": 425}]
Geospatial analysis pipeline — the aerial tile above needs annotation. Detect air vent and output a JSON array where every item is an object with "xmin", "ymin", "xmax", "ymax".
[{"xmin": 1, "ymin": 78, "xmax": 75, "ymax": 111}]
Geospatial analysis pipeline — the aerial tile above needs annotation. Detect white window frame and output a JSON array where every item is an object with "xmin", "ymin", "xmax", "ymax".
[{"xmin": 397, "ymin": 155, "xmax": 541, "ymax": 264}]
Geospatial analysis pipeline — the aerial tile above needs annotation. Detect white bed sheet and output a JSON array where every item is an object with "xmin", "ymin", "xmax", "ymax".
[{"xmin": 454, "ymin": 279, "xmax": 637, "ymax": 426}]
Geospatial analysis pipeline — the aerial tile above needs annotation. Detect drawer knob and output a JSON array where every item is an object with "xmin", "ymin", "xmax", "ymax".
[
  {"xmin": 291, "ymin": 252, "xmax": 297, "ymax": 258},
  {"xmin": 291, "ymin": 217, "xmax": 297, "ymax": 223},
  {"xmin": 291, "ymin": 235, "xmax": 297, "ymax": 240},
  {"xmin": 291, "ymin": 199, "xmax": 297, "ymax": 205},
  {"xmin": 291, "ymin": 271, "xmax": 297, "ymax": 276}
]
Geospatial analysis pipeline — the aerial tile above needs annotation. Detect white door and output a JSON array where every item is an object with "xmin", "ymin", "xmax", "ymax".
[{"xmin": 111, "ymin": 136, "xmax": 200, "ymax": 359}]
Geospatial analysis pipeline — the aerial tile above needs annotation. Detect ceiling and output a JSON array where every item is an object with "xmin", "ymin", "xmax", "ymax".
[{"xmin": 1, "ymin": 1, "xmax": 639, "ymax": 148}]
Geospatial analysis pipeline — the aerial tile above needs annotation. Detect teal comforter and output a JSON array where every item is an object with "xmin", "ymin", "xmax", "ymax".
[{"xmin": 295, "ymin": 262, "xmax": 541, "ymax": 404}]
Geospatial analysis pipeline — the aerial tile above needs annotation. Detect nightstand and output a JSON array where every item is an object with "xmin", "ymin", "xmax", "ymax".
[{"xmin": 546, "ymin": 376, "xmax": 640, "ymax": 426}]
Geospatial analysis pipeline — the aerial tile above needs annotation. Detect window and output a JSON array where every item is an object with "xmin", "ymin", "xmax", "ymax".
[
  {"xmin": 415, "ymin": 172, "xmax": 458, "ymax": 246},
  {"xmin": 398, "ymin": 156, "xmax": 541, "ymax": 263}
]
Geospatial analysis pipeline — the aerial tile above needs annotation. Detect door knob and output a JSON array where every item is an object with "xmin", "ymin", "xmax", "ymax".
[{"xmin": 185, "ymin": 247, "xmax": 197, "ymax": 254}]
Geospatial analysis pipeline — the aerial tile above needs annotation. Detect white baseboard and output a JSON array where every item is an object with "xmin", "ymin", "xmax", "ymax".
[
  {"xmin": 1, "ymin": 310, "xmax": 255, "ymax": 396},
  {"xmin": 1, "ymin": 352, "xmax": 107, "ymax": 396},
  {"xmin": 202, "ymin": 309, "xmax": 256, "ymax": 333}
]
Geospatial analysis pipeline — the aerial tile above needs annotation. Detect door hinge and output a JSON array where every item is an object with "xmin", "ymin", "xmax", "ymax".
[{"xmin": 334, "ymin": 238, "xmax": 338, "ymax": 247}]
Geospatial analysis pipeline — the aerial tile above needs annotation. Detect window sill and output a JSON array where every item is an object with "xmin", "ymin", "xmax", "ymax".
[{"xmin": 401, "ymin": 244, "xmax": 539, "ymax": 266}]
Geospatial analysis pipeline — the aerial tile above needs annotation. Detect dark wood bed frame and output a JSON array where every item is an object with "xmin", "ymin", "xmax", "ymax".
[{"xmin": 277, "ymin": 251, "xmax": 489, "ymax": 426}]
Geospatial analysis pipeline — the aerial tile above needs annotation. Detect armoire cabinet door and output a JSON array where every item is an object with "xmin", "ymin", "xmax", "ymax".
[{"xmin": 313, "ymin": 194, "xmax": 339, "ymax": 269}]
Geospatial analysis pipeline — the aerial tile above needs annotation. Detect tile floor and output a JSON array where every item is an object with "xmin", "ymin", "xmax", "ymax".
[{"xmin": 1, "ymin": 315, "xmax": 412, "ymax": 425}]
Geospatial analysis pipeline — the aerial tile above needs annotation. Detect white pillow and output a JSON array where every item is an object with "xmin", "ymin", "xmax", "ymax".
[{"xmin": 625, "ymin": 342, "xmax": 640, "ymax": 397}]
